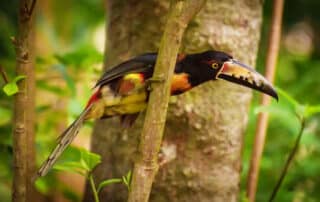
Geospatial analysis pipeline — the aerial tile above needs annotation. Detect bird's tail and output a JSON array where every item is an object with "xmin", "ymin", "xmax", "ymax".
[{"xmin": 36, "ymin": 104, "xmax": 93, "ymax": 178}]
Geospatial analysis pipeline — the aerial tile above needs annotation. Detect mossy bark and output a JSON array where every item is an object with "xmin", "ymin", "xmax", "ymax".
[{"xmin": 84, "ymin": 0, "xmax": 262, "ymax": 201}]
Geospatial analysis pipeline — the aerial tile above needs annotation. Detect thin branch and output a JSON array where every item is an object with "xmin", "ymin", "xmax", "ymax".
[
  {"xmin": 246, "ymin": 0, "xmax": 284, "ymax": 201},
  {"xmin": 28, "ymin": 0, "xmax": 37, "ymax": 17},
  {"xmin": 127, "ymin": 1, "xmax": 206, "ymax": 202},
  {"xmin": 269, "ymin": 118, "xmax": 306, "ymax": 202},
  {"xmin": 0, "ymin": 65, "xmax": 9, "ymax": 84}
]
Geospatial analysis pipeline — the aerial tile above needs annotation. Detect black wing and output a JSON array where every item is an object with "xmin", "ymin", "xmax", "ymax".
[{"xmin": 94, "ymin": 53, "xmax": 157, "ymax": 88}]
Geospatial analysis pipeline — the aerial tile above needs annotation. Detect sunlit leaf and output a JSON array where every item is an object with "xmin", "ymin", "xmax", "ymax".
[
  {"xmin": 304, "ymin": 105, "xmax": 320, "ymax": 118},
  {"xmin": 2, "ymin": 75, "xmax": 26, "ymax": 96},
  {"xmin": 53, "ymin": 161, "xmax": 86, "ymax": 176},
  {"xmin": 79, "ymin": 148, "xmax": 101, "ymax": 172}
]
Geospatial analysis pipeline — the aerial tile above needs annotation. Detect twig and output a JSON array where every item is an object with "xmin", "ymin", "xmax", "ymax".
[
  {"xmin": 269, "ymin": 118, "xmax": 306, "ymax": 201},
  {"xmin": 246, "ymin": 0, "xmax": 284, "ymax": 201},
  {"xmin": 127, "ymin": 1, "xmax": 206, "ymax": 202},
  {"xmin": 28, "ymin": 0, "xmax": 37, "ymax": 17},
  {"xmin": 0, "ymin": 65, "xmax": 9, "ymax": 84}
]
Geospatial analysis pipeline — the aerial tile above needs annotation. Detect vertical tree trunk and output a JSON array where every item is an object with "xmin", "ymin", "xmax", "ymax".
[
  {"xmin": 12, "ymin": 0, "xmax": 37, "ymax": 201},
  {"xmin": 84, "ymin": 0, "xmax": 262, "ymax": 201}
]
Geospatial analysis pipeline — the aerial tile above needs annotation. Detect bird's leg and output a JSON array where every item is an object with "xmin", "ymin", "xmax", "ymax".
[{"xmin": 145, "ymin": 77, "xmax": 165, "ymax": 92}]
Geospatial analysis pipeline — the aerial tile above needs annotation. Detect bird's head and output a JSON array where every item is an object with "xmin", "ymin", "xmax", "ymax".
[{"xmin": 194, "ymin": 50, "xmax": 278, "ymax": 100}]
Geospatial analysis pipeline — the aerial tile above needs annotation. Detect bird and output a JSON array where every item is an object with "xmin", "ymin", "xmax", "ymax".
[{"xmin": 36, "ymin": 50, "xmax": 278, "ymax": 178}]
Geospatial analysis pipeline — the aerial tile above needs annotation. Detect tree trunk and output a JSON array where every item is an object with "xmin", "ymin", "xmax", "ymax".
[
  {"xmin": 84, "ymin": 0, "xmax": 263, "ymax": 201},
  {"xmin": 12, "ymin": 0, "xmax": 37, "ymax": 202}
]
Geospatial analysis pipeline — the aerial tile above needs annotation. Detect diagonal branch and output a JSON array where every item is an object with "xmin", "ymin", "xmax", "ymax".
[{"xmin": 127, "ymin": 1, "xmax": 206, "ymax": 202}]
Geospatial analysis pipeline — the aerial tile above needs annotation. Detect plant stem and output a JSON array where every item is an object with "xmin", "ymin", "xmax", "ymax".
[
  {"xmin": 89, "ymin": 174, "xmax": 100, "ymax": 202},
  {"xmin": 0, "ymin": 65, "xmax": 9, "ymax": 84},
  {"xmin": 246, "ymin": 0, "xmax": 284, "ymax": 201},
  {"xmin": 269, "ymin": 118, "xmax": 306, "ymax": 202}
]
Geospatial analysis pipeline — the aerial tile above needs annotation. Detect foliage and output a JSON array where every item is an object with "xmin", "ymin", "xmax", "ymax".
[
  {"xmin": 48, "ymin": 147, "xmax": 131, "ymax": 202},
  {"xmin": 2, "ymin": 75, "xmax": 26, "ymax": 96},
  {"xmin": 0, "ymin": 0, "xmax": 320, "ymax": 201}
]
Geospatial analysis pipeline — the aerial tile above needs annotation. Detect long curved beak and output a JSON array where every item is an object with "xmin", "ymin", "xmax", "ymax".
[{"xmin": 217, "ymin": 59, "xmax": 278, "ymax": 100}]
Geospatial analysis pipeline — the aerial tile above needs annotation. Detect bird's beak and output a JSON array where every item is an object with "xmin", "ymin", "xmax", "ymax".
[{"xmin": 217, "ymin": 59, "xmax": 278, "ymax": 100}]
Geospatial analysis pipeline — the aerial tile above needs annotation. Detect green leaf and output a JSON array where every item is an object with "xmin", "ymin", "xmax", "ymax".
[
  {"xmin": 79, "ymin": 149, "xmax": 101, "ymax": 172},
  {"xmin": 276, "ymin": 87, "xmax": 300, "ymax": 108},
  {"xmin": 3, "ymin": 82, "xmax": 18, "ymax": 96},
  {"xmin": 2, "ymin": 75, "xmax": 26, "ymax": 96},
  {"xmin": 122, "ymin": 170, "xmax": 132, "ymax": 190},
  {"xmin": 304, "ymin": 105, "xmax": 320, "ymax": 118},
  {"xmin": 53, "ymin": 162, "xmax": 87, "ymax": 176},
  {"xmin": 97, "ymin": 178, "xmax": 122, "ymax": 193}
]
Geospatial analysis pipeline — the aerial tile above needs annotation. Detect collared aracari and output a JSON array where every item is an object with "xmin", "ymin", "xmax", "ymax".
[{"xmin": 37, "ymin": 50, "xmax": 278, "ymax": 178}]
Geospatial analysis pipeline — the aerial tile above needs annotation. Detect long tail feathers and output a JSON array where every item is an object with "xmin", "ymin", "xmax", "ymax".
[{"xmin": 36, "ymin": 105, "xmax": 93, "ymax": 178}]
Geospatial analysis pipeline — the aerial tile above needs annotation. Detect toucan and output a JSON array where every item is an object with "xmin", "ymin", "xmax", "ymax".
[{"xmin": 37, "ymin": 50, "xmax": 278, "ymax": 177}]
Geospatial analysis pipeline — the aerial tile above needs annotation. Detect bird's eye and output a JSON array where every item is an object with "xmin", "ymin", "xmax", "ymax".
[{"xmin": 212, "ymin": 63, "xmax": 219, "ymax": 69}]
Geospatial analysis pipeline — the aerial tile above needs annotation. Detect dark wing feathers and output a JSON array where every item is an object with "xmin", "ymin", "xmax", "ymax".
[{"xmin": 94, "ymin": 53, "xmax": 157, "ymax": 88}]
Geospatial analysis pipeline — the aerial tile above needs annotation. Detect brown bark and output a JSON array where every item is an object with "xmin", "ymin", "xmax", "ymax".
[
  {"xmin": 84, "ymin": 0, "xmax": 263, "ymax": 201},
  {"xmin": 247, "ymin": 0, "xmax": 284, "ymax": 201},
  {"xmin": 12, "ymin": 0, "xmax": 37, "ymax": 201}
]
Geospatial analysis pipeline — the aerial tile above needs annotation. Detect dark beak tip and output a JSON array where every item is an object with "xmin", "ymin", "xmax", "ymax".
[
  {"xmin": 267, "ymin": 88, "xmax": 279, "ymax": 101},
  {"xmin": 272, "ymin": 92, "xmax": 279, "ymax": 102}
]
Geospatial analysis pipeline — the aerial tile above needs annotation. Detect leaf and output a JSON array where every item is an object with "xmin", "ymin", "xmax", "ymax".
[
  {"xmin": 53, "ymin": 161, "xmax": 87, "ymax": 176},
  {"xmin": 97, "ymin": 178, "xmax": 122, "ymax": 193},
  {"xmin": 79, "ymin": 148, "xmax": 101, "ymax": 172},
  {"xmin": 122, "ymin": 170, "xmax": 132, "ymax": 190},
  {"xmin": 304, "ymin": 105, "xmax": 320, "ymax": 118},
  {"xmin": 2, "ymin": 75, "xmax": 26, "ymax": 96},
  {"xmin": 276, "ymin": 87, "xmax": 300, "ymax": 109},
  {"xmin": 3, "ymin": 82, "xmax": 18, "ymax": 96}
]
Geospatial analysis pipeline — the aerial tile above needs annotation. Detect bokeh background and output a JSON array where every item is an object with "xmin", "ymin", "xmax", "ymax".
[{"xmin": 1, "ymin": 0, "xmax": 320, "ymax": 201}]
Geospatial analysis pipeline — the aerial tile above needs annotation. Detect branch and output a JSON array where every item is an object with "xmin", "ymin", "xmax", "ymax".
[
  {"xmin": 28, "ymin": 0, "xmax": 37, "ymax": 17},
  {"xmin": 269, "ymin": 118, "xmax": 305, "ymax": 202},
  {"xmin": 127, "ymin": 1, "xmax": 206, "ymax": 202},
  {"xmin": 246, "ymin": 0, "xmax": 284, "ymax": 201},
  {"xmin": 12, "ymin": 0, "xmax": 37, "ymax": 201},
  {"xmin": 0, "ymin": 65, "xmax": 9, "ymax": 84}
]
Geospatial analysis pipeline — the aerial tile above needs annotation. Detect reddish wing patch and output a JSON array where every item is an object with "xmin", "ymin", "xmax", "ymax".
[
  {"xmin": 117, "ymin": 73, "xmax": 145, "ymax": 95},
  {"xmin": 118, "ymin": 79, "xmax": 135, "ymax": 94},
  {"xmin": 86, "ymin": 89, "xmax": 102, "ymax": 108}
]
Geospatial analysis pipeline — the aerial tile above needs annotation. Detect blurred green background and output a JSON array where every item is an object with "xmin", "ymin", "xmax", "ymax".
[{"xmin": 0, "ymin": 0, "xmax": 320, "ymax": 201}]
